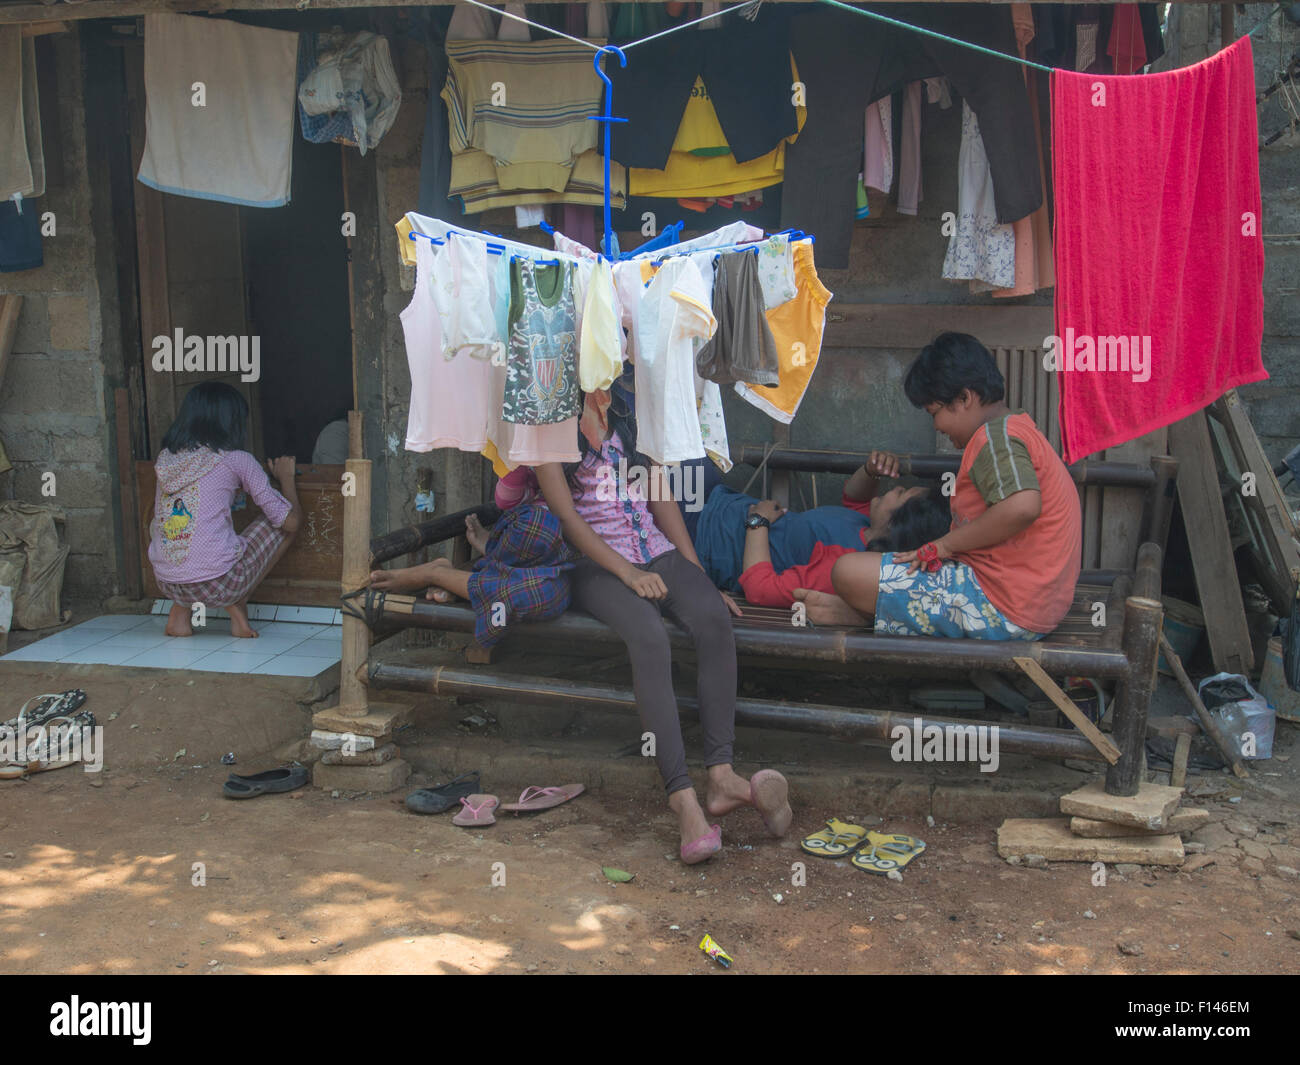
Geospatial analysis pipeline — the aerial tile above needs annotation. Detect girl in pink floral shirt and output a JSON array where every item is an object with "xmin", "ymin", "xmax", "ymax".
[{"xmin": 148, "ymin": 383, "xmax": 302, "ymax": 639}]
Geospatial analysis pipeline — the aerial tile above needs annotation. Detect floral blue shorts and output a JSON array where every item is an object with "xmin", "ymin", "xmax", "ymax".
[{"xmin": 872, "ymin": 553, "xmax": 1045, "ymax": 641}]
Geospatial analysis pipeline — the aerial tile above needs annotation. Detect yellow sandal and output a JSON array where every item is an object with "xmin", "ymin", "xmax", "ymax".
[
  {"xmin": 800, "ymin": 818, "xmax": 869, "ymax": 858},
  {"xmin": 850, "ymin": 832, "xmax": 927, "ymax": 874}
]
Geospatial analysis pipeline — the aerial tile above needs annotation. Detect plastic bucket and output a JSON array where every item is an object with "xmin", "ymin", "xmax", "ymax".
[
  {"xmin": 1157, "ymin": 596, "xmax": 1205, "ymax": 677},
  {"xmin": 1259, "ymin": 636, "xmax": 1300, "ymax": 724}
]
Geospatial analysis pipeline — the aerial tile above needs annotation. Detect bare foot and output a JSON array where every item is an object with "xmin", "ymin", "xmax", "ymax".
[
  {"xmin": 425, "ymin": 587, "xmax": 455, "ymax": 604},
  {"xmin": 704, "ymin": 764, "xmax": 753, "ymax": 817},
  {"xmin": 229, "ymin": 602, "xmax": 259, "ymax": 638},
  {"xmin": 792, "ymin": 588, "xmax": 869, "ymax": 627},
  {"xmin": 164, "ymin": 602, "xmax": 193, "ymax": 638},
  {"xmin": 668, "ymin": 787, "xmax": 713, "ymax": 851},
  {"xmin": 369, "ymin": 557, "xmax": 453, "ymax": 594},
  {"xmin": 465, "ymin": 513, "xmax": 490, "ymax": 554}
]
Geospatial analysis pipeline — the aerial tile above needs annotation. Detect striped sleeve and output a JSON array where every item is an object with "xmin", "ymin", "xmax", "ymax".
[{"xmin": 969, "ymin": 418, "xmax": 1039, "ymax": 505}]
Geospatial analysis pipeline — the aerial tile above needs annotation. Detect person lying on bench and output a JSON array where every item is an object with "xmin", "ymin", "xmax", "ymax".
[
  {"xmin": 738, "ymin": 476, "xmax": 950, "ymax": 609},
  {"xmin": 796, "ymin": 332, "xmax": 1082, "ymax": 639}
]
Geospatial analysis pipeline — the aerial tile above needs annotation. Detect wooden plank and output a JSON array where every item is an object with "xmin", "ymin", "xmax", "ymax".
[
  {"xmin": 21, "ymin": 22, "xmax": 69, "ymax": 36},
  {"xmin": 1019, "ymin": 346, "xmax": 1034, "ymax": 425},
  {"xmin": 114, "ymin": 388, "xmax": 144, "ymax": 599},
  {"xmin": 1014, "ymin": 656, "xmax": 1122, "ymax": 764},
  {"xmin": 1100, "ymin": 428, "xmax": 1166, "ymax": 572},
  {"xmin": 1158, "ymin": 632, "xmax": 1250, "ymax": 779},
  {"xmin": 1047, "ymin": 368, "xmax": 1061, "ymax": 453},
  {"xmin": 1170, "ymin": 732, "xmax": 1191, "ymax": 789},
  {"xmin": 823, "ymin": 303, "xmax": 1055, "ymax": 351},
  {"xmin": 1082, "ymin": 483, "xmax": 1102, "ymax": 569},
  {"xmin": 1167, "ymin": 410, "xmax": 1255, "ymax": 674},
  {"xmin": 1211, "ymin": 390, "xmax": 1299, "ymax": 614}
]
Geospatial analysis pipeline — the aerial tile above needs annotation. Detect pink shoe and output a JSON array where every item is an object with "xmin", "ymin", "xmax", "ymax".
[
  {"xmin": 681, "ymin": 824, "xmax": 722, "ymax": 865},
  {"xmin": 750, "ymin": 770, "xmax": 793, "ymax": 838}
]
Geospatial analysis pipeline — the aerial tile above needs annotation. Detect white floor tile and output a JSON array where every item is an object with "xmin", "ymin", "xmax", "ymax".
[
  {"xmin": 216, "ymin": 637, "xmax": 306, "ymax": 657},
  {"xmin": 188, "ymin": 651, "xmax": 276, "ymax": 673},
  {"xmin": 70, "ymin": 615, "xmax": 156, "ymax": 632},
  {"xmin": 120, "ymin": 646, "xmax": 214, "ymax": 669},
  {"xmin": 56, "ymin": 646, "xmax": 144, "ymax": 666},
  {"xmin": 151, "ymin": 600, "xmax": 168, "ymax": 615},
  {"xmin": 291, "ymin": 638, "xmax": 341, "ymax": 659},
  {"xmin": 8, "ymin": 631, "xmax": 111, "ymax": 656},
  {"xmin": 94, "ymin": 633, "xmax": 173, "ymax": 652},
  {"xmin": 275, "ymin": 606, "xmax": 337, "ymax": 625},
  {"xmin": 248, "ymin": 604, "xmax": 279, "ymax": 620},
  {"xmin": 250, "ymin": 655, "xmax": 335, "ymax": 677},
  {"xmin": 258, "ymin": 622, "xmax": 331, "ymax": 638},
  {"xmin": 331, "ymin": 610, "xmax": 343, "ymax": 625},
  {"xmin": 1, "ymin": 644, "xmax": 64, "ymax": 662}
]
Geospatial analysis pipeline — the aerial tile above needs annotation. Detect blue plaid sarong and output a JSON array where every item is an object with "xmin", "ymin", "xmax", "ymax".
[{"xmin": 467, "ymin": 504, "xmax": 577, "ymax": 648}]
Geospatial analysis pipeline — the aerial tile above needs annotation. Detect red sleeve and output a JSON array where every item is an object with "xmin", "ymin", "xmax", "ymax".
[
  {"xmin": 840, "ymin": 490, "xmax": 872, "ymax": 517},
  {"xmin": 738, "ymin": 544, "xmax": 854, "ymax": 608}
]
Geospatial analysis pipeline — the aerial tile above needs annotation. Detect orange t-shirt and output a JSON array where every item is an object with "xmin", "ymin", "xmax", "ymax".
[{"xmin": 951, "ymin": 412, "xmax": 1081, "ymax": 633}]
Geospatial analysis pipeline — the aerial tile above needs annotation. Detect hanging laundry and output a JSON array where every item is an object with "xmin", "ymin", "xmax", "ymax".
[
  {"xmin": 503, "ymin": 259, "xmax": 581, "ymax": 426},
  {"xmin": 1107, "ymin": 5, "xmax": 1148, "ymax": 75},
  {"xmin": 1051, "ymin": 35, "xmax": 1265, "ymax": 464},
  {"xmin": 579, "ymin": 260, "xmax": 622, "ymax": 393},
  {"xmin": 896, "ymin": 82, "xmax": 924, "ymax": 216},
  {"xmin": 0, "ymin": 29, "xmax": 44, "ymax": 202},
  {"xmin": 449, "ymin": 148, "xmax": 626, "ymax": 214},
  {"xmin": 609, "ymin": 9, "xmax": 798, "ymax": 170},
  {"xmin": 138, "ymin": 15, "xmax": 297, "ymax": 208},
  {"xmin": 401, "ymin": 236, "xmax": 495, "ymax": 452},
  {"xmin": 297, "ymin": 31, "xmax": 401, "ymax": 155},
  {"xmin": 735, "ymin": 241, "xmax": 831, "ymax": 425},
  {"xmin": 447, "ymin": 2, "xmax": 498, "ymax": 40},
  {"xmin": 862, "ymin": 97, "xmax": 893, "ymax": 195},
  {"xmin": 755, "ymin": 234, "xmax": 798, "ymax": 310},
  {"xmin": 696, "ymin": 250, "xmax": 779, "ymax": 387},
  {"xmin": 630, "ymin": 257, "xmax": 717, "ymax": 466},
  {"xmin": 943, "ymin": 102, "xmax": 1015, "ymax": 291},
  {"xmin": 436, "ymin": 234, "xmax": 503, "ymax": 360},
  {"xmin": 782, "ymin": 6, "xmax": 1042, "ymax": 269},
  {"xmin": 497, "ymin": 2, "xmax": 531, "ymax": 41}
]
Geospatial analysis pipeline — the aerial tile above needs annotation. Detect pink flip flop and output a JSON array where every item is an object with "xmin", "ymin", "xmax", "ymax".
[
  {"xmin": 452, "ymin": 794, "xmax": 499, "ymax": 826},
  {"xmin": 681, "ymin": 824, "xmax": 722, "ymax": 865},
  {"xmin": 749, "ymin": 770, "xmax": 793, "ymax": 838},
  {"xmin": 500, "ymin": 783, "xmax": 585, "ymax": 813}
]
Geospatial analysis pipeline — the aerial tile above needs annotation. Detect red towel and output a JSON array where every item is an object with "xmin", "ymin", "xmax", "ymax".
[{"xmin": 1051, "ymin": 36, "xmax": 1266, "ymax": 464}]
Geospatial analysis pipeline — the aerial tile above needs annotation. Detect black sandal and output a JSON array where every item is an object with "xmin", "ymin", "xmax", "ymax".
[
  {"xmin": 222, "ymin": 765, "xmax": 309, "ymax": 799},
  {"xmin": 405, "ymin": 771, "xmax": 481, "ymax": 815}
]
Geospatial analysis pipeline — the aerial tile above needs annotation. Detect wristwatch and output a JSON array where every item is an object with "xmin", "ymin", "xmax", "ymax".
[{"xmin": 745, "ymin": 513, "xmax": 771, "ymax": 530}]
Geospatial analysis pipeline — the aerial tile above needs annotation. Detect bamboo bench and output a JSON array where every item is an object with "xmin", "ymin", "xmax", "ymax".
[{"xmin": 356, "ymin": 449, "xmax": 1177, "ymax": 798}]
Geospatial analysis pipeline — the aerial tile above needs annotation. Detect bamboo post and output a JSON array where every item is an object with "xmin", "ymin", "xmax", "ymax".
[
  {"xmin": 338, "ymin": 456, "xmax": 372, "ymax": 719},
  {"xmin": 1105, "ymin": 595, "xmax": 1163, "ymax": 796}
]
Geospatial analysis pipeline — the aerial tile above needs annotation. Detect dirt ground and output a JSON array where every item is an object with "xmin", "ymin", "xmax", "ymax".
[{"xmin": 1, "ymin": 618, "xmax": 1298, "ymax": 975}]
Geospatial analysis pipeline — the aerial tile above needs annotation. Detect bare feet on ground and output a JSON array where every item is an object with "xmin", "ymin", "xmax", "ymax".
[
  {"xmin": 704, "ymin": 766, "xmax": 753, "ymax": 817},
  {"xmin": 229, "ymin": 602, "xmax": 259, "ymax": 638},
  {"xmin": 164, "ymin": 602, "xmax": 192, "ymax": 638},
  {"xmin": 465, "ymin": 513, "xmax": 490, "ymax": 554},
  {"xmin": 792, "ymin": 588, "xmax": 869, "ymax": 627},
  {"xmin": 668, "ymin": 788, "xmax": 713, "ymax": 851}
]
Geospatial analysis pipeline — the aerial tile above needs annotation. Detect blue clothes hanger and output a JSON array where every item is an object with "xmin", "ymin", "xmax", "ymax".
[{"xmin": 588, "ymin": 44, "xmax": 628, "ymax": 263}]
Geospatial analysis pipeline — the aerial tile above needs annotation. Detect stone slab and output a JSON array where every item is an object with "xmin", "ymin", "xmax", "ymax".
[
  {"xmin": 998, "ymin": 817, "xmax": 1184, "ymax": 866},
  {"xmin": 1069, "ymin": 808, "xmax": 1209, "ymax": 838},
  {"xmin": 310, "ymin": 729, "xmax": 378, "ymax": 752},
  {"xmin": 312, "ymin": 701, "xmax": 410, "ymax": 738},
  {"xmin": 1058, "ymin": 780, "xmax": 1184, "ymax": 831},
  {"xmin": 321, "ymin": 742, "xmax": 398, "ymax": 766},
  {"xmin": 313, "ymin": 758, "xmax": 410, "ymax": 793}
]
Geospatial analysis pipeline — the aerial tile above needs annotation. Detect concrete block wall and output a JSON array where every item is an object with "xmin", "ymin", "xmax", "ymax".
[{"xmin": 0, "ymin": 30, "xmax": 120, "ymax": 602}]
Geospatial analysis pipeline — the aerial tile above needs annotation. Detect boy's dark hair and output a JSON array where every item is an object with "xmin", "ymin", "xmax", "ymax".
[
  {"xmin": 903, "ymin": 332, "xmax": 1006, "ymax": 409},
  {"xmin": 159, "ymin": 381, "xmax": 249, "ymax": 454},
  {"xmin": 865, "ymin": 484, "xmax": 951, "ymax": 553}
]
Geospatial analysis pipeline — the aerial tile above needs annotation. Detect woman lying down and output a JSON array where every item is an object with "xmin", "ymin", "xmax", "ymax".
[{"xmin": 367, "ymin": 449, "xmax": 951, "ymax": 620}]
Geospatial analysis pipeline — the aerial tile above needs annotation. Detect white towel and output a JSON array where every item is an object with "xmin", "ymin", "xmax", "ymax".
[{"xmin": 137, "ymin": 14, "xmax": 298, "ymax": 208}]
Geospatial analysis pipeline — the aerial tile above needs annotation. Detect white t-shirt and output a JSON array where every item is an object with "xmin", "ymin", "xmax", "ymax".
[{"xmin": 631, "ymin": 258, "xmax": 717, "ymax": 465}]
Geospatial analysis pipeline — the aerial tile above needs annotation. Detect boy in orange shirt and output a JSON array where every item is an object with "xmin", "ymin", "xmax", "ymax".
[{"xmin": 796, "ymin": 332, "xmax": 1081, "ymax": 639}]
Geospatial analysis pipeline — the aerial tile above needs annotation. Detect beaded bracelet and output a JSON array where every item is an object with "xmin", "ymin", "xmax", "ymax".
[{"xmin": 915, "ymin": 541, "xmax": 943, "ymax": 572}]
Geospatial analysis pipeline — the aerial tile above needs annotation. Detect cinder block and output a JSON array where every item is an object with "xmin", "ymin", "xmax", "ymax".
[
  {"xmin": 313, "ymin": 700, "xmax": 410, "ymax": 738},
  {"xmin": 52, "ymin": 433, "xmax": 108, "ymax": 464},
  {"xmin": 313, "ymin": 757, "xmax": 410, "ymax": 793},
  {"xmin": 1059, "ymin": 780, "xmax": 1184, "ymax": 831},
  {"xmin": 48, "ymin": 294, "xmax": 90, "ymax": 351}
]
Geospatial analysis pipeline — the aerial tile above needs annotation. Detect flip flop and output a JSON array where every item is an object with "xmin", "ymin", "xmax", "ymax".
[
  {"xmin": 222, "ymin": 765, "xmax": 308, "ymax": 799},
  {"xmin": 850, "ymin": 832, "xmax": 927, "ymax": 874},
  {"xmin": 452, "ymin": 794, "xmax": 499, "ymax": 826},
  {"xmin": 681, "ymin": 824, "xmax": 722, "ymax": 865},
  {"xmin": 749, "ymin": 769, "xmax": 792, "ymax": 837},
  {"xmin": 406, "ymin": 771, "xmax": 481, "ymax": 815},
  {"xmin": 500, "ymin": 783, "xmax": 585, "ymax": 813},
  {"xmin": 800, "ymin": 818, "xmax": 869, "ymax": 858}
]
